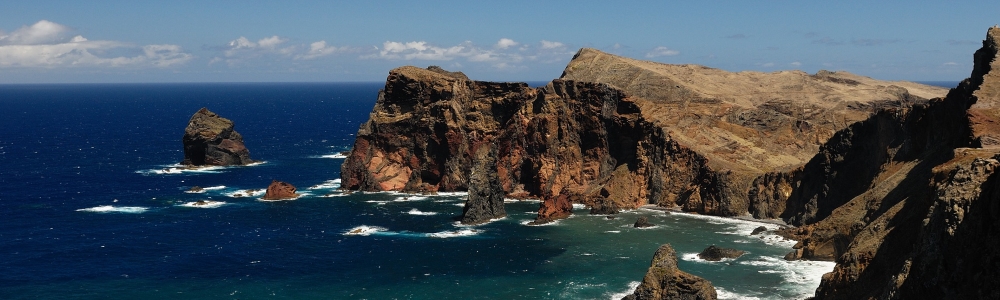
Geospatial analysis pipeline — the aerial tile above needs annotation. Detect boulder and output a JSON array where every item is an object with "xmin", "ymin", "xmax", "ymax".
[
  {"xmin": 622, "ymin": 244, "xmax": 717, "ymax": 300},
  {"xmin": 634, "ymin": 216, "xmax": 655, "ymax": 228},
  {"xmin": 529, "ymin": 194, "xmax": 574, "ymax": 225},
  {"xmin": 750, "ymin": 226, "xmax": 767, "ymax": 235},
  {"xmin": 697, "ymin": 245, "xmax": 745, "ymax": 261},
  {"xmin": 262, "ymin": 180, "xmax": 298, "ymax": 200},
  {"xmin": 181, "ymin": 107, "xmax": 254, "ymax": 166}
]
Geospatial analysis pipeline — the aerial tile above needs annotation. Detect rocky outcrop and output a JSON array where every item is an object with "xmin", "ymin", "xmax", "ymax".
[
  {"xmin": 262, "ymin": 180, "xmax": 298, "ymax": 200},
  {"xmin": 341, "ymin": 53, "xmax": 947, "ymax": 224},
  {"xmin": 460, "ymin": 144, "xmax": 507, "ymax": 225},
  {"xmin": 750, "ymin": 226, "xmax": 767, "ymax": 235},
  {"xmin": 622, "ymin": 244, "xmax": 717, "ymax": 300},
  {"xmin": 634, "ymin": 216, "xmax": 654, "ymax": 228},
  {"xmin": 697, "ymin": 245, "xmax": 745, "ymax": 261},
  {"xmin": 181, "ymin": 107, "xmax": 254, "ymax": 166}
]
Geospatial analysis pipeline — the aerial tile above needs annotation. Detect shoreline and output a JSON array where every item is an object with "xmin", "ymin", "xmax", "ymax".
[{"xmin": 639, "ymin": 204, "xmax": 793, "ymax": 228}]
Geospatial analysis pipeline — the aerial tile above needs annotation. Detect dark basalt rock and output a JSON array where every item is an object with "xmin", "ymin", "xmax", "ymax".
[
  {"xmin": 622, "ymin": 244, "xmax": 717, "ymax": 300},
  {"xmin": 181, "ymin": 107, "xmax": 254, "ymax": 166},
  {"xmin": 634, "ymin": 216, "xmax": 654, "ymax": 228},
  {"xmin": 262, "ymin": 180, "xmax": 298, "ymax": 200},
  {"xmin": 697, "ymin": 245, "xmax": 745, "ymax": 261},
  {"xmin": 460, "ymin": 145, "xmax": 507, "ymax": 225},
  {"xmin": 750, "ymin": 226, "xmax": 767, "ymax": 235}
]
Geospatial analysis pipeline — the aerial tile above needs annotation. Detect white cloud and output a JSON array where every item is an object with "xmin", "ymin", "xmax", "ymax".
[
  {"xmin": 0, "ymin": 20, "xmax": 192, "ymax": 68},
  {"xmin": 943, "ymin": 62, "xmax": 958, "ymax": 66},
  {"xmin": 540, "ymin": 40, "xmax": 564, "ymax": 49},
  {"xmin": 761, "ymin": 62, "xmax": 775, "ymax": 67},
  {"xmin": 645, "ymin": 46, "xmax": 679, "ymax": 58},
  {"xmin": 295, "ymin": 40, "xmax": 347, "ymax": 60},
  {"xmin": 371, "ymin": 40, "xmax": 492, "ymax": 61},
  {"xmin": 790, "ymin": 61, "xmax": 802, "ymax": 67},
  {"xmin": 496, "ymin": 38, "xmax": 518, "ymax": 49}
]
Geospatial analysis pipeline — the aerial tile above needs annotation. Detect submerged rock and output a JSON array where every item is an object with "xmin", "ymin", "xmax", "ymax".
[
  {"xmin": 460, "ymin": 145, "xmax": 507, "ymax": 225},
  {"xmin": 623, "ymin": 244, "xmax": 717, "ymax": 300},
  {"xmin": 634, "ymin": 216, "xmax": 654, "ymax": 228},
  {"xmin": 697, "ymin": 245, "xmax": 745, "ymax": 261},
  {"xmin": 262, "ymin": 180, "xmax": 298, "ymax": 200},
  {"xmin": 181, "ymin": 107, "xmax": 254, "ymax": 166}
]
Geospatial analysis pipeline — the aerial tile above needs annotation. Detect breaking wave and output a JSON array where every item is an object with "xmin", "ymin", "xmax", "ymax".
[{"xmin": 76, "ymin": 205, "xmax": 149, "ymax": 213}]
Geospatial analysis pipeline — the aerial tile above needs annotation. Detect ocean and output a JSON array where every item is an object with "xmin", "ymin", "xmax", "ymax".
[{"xmin": 2, "ymin": 81, "xmax": 918, "ymax": 299}]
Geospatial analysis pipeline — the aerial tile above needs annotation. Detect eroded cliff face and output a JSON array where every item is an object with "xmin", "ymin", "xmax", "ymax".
[
  {"xmin": 341, "ymin": 52, "xmax": 947, "ymax": 223},
  {"xmin": 622, "ymin": 244, "xmax": 717, "ymax": 300},
  {"xmin": 760, "ymin": 27, "xmax": 1000, "ymax": 299}
]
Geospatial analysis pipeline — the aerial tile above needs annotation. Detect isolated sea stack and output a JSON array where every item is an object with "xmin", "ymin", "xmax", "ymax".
[
  {"xmin": 460, "ymin": 144, "xmax": 507, "ymax": 225},
  {"xmin": 622, "ymin": 244, "xmax": 717, "ymax": 300},
  {"xmin": 262, "ymin": 180, "xmax": 298, "ymax": 200},
  {"xmin": 181, "ymin": 107, "xmax": 254, "ymax": 166}
]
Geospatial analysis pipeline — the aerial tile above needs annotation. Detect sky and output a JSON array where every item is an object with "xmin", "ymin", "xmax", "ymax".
[{"xmin": 0, "ymin": 1, "xmax": 997, "ymax": 83}]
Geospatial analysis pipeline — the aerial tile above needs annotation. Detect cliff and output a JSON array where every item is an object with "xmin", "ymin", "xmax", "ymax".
[
  {"xmin": 776, "ymin": 26, "xmax": 1000, "ymax": 299},
  {"xmin": 181, "ymin": 107, "xmax": 254, "ymax": 166},
  {"xmin": 341, "ymin": 53, "xmax": 946, "ymax": 223}
]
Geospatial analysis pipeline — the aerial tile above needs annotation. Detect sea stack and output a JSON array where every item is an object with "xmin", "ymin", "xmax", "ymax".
[
  {"xmin": 460, "ymin": 145, "xmax": 507, "ymax": 225},
  {"xmin": 181, "ymin": 107, "xmax": 254, "ymax": 166},
  {"xmin": 622, "ymin": 244, "xmax": 717, "ymax": 300},
  {"xmin": 262, "ymin": 180, "xmax": 298, "ymax": 200}
]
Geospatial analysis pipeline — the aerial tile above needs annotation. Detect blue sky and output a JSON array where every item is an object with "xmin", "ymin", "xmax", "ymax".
[{"xmin": 0, "ymin": 1, "xmax": 996, "ymax": 83}]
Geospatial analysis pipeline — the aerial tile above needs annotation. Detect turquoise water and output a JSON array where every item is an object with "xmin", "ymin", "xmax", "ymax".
[{"xmin": 0, "ymin": 83, "xmax": 832, "ymax": 299}]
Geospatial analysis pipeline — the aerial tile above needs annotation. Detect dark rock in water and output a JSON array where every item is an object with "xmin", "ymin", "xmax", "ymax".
[
  {"xmin": 188, "ymin": 186, "xmax": 203, "ymax": 193},
  {"xmin": 530, "ymin": 194, "xmax": 574, "ymax": 225},
  {"xmin": 262, "ymin": 180, "xmax": 298, "ymax": 200},
  {"xmin": 181, "ymin": 107, "xmax": 254, "ymax": 166},
  {"xmin": 589, "ymin": 202, "xmax": 620, "ymax": 215},
  {"xmin": 460, "ymin": 145, "xmax": 507, "ymax": 225},
  {"xmin": 622, "ymin": 244, "xmax": 717, "ymax": 300},
  {"xmin": 697, "ymin": 245, "xmax": 745, "ymax": 261},
  {"xmin": 607, "ymin": 215, "xmax": 616, "ymax": 220},
  {"xmin": 750, "ymin": 226, "xmax": 767, "ymax": 235},
  {"xmin": 634, "ymin": 216, "xmax": 654, "ymax": 228}
]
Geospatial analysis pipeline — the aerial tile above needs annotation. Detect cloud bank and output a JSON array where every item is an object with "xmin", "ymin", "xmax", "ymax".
[{"xmin": 0, "ymin": 20, "xmax": 191, "ymax": 68}]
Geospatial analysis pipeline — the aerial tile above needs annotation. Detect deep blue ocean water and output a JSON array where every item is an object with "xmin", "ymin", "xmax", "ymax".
[{"xmin": 7, "ymin": 81, "xmax": 969, "ymax": 299}]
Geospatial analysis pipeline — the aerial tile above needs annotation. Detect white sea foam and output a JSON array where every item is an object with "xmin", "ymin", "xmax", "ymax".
[
  {"xmin": 572, "ymin": 203, "xmax": 587, "ymax": 209},
  {"xmin": 257, "ymin": 192, "xmax": 309, "ymax": 201},
  {"xmin": 737, "ymin": 256, "xmax": 835, "ymax": 293},
  {"xmin": 715, "ymin": 287, "xmax": 763, "ymax": 300},
  {"xmin": 504, "ymin": 198, "xmax": 542, "ymax": 203},
  {"xmin": 406, "ymin": 209, "xmax": 438, "ymax": 216},
  {"xmin": 178, "ymin": 200, "xmax": 227, "ymax": 208},
  {"xmin": 76, "ymin": 205, "xmax": 148, "ymax": 213},
  {"xmin": 307, "ymin": 179, "xmax": 342, "ymax": 190},
  {"xmin": 318, "ymin": 192, "xmax": 349, "ymax": 198},
  {"xmin": 426, "ymin": 228, "xmax": 481, "ymax": 238},
  {"xmin": 433, "ymin": 191, "xmax": 469, "ymax": 197},
  {"xmin": 606, "ymin": 281, "xmax": 640, "ymax": 300},
  {"xmin": 605, "ymin": 230, "xmax": 621, "ymax": 233},
  {"xmin": 184, "ymin": 185, "xmax": 226, "ymax": 193},
  {"xmin": 137, "ymin": 164, "xmax": 225, "ymax": 175},
  {"xmin": 343, "ymin": 225, "xmax": 388, "ymax": 236},
  {"xmin": 366, "ymin": 200, "xmax": 390, "ymax": 205},
  {"xmin": 318, "ymin": 153, "xmax": 348, "ymax": 159},
  {"xmin": 392, "ymin": 196, "xmax": 429, "ymax": 202},
  {"xmin": 224, "ymin": 189, "xmax": 265, "ymax": 198},
  {"xmin": 680, "ymin": 252, "xmax": 737, "ymax": 263},
  {"xmin": 520, "ymin": 218, "xmax": 563, "ymax": 226}
]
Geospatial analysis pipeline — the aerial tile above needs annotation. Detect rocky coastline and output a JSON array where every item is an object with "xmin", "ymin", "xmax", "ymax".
[{"xmin": 340, "ymin": 26, "xmax": 1000, "ymax": 299}]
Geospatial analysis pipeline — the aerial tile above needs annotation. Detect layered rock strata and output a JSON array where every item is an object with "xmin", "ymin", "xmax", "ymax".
[
  {"xmin": 622, "ymin": 244, "xmax": 717, "ymax": 300},
  {"xmin": 181, "ymin": 107, "xmax": 254, "ymax": 166},
  {"xmin": 341, "ymin": 59, "xmax": 944, "ymax": 223}
]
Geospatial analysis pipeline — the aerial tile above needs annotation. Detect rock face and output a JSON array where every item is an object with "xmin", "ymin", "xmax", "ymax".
[
  {"xmin": 622, "ymin": 244, "xmax": 717, "ymax": 300},
  {"xmin": 460, "ymin": 145, "xmax": 507, "ymax": 225},
  {"xmin": 765, "ymin": 27, "xmax": 1000, "ymax": 299},
  {"xmin": 262, "ymin": 180, "xmax": 298, "ymax": 200},
  {"xmin": 341, "ymin": 59, "xmax": 945, "ymax": 224},
  {"xmin": 697, "ymin": 245, "xmax": 745, "ymax": 261},
  {"xmin": 181, "ymin": 107, "xmax": 254, "ymax": 166}
]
